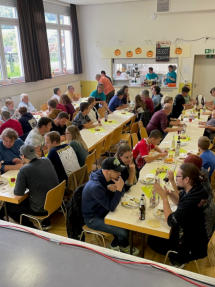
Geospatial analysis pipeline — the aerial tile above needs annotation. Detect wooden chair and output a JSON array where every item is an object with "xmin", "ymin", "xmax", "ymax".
[
  {"xmin": 67, "ymin": 165, "xmax": 89, "ymax": 197},
  {"xmin": 98, "ymin": 107, "xmax": 106, "ymax": 118},
  {"xmin": 139, "ymin": 126, "xmax": 148, "ymax": 139},
  {"xmin": 85, "ymin": 150, "xmax": 96, "ymax": 174},
  {"xmin": 80, "ymin": 225, "xmax": 111, "ymax": 248},
  {"xmin": 130, "ymin": 122, "xmax": 139, "ymax": 134},
  {"xmin": 121, "ymin": 133, "xmax": 132, "ymax": 148},
  {"xmin": 123, "ymin": 114, "xmax": 136, "ymax": 133},
  {"xmin": 40, "ymin": 103, "xmax": 48, "ymax": 111},
  {"xmin": 101, "ymin": 132, "xmax": 113, "ymax": 155},
  {"xmin": 111, "ymin": 126, "xmax": 123, "ymax": 146},
  {"xmin": 131, "ymin": 133, "xmax": 138, "ymax": 148},
  {"xmin": 138, "ymin": 121, "xmax": 144, "ymax": 129},
  {"xmin": 20, "ymin": 180, "xmax": 66, "ymax": 230}
]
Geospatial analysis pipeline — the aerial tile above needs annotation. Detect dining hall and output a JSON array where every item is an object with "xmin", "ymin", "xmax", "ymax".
[{"xmin": 0, "ymin": 0, "xmax": 215, "ymax": 286}]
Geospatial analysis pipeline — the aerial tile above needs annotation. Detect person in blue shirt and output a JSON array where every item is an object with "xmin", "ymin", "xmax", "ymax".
[
  {"xmin": 0, "ymin": 128, "xmax": 24, "ymax": 173},
  {"xmin": 108, "ymin": 90, "xmax": 128, "ymax": 112},
  {"xmin": 164, "ymin": 65, "xmax": 177, "ymax": 85},
  {"xmin": 151, "ymin": 85, "xmax": 162, "ymax": 112},
  {"xmin": 198, "ymin": 136, "xmax": 215, "ymax": 178},
  {"xmin": 146, "ymin": 67, "xmax": 158, "ymax": 80}
]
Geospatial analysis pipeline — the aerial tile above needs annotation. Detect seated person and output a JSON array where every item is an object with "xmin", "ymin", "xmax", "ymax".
[
  {"xmin": 51, "ymin": 87, "xmax": 62, "ymax": 103},
  {"xmin": 51, "ymin": 112, "xmax": 69, "ymax": 137},
  {"xmin": 0, "ymin": 128, "xmax": 24, "ymax": 173},
  {"xmin": 146, "ymin": 67, "xmax": 158, "ymax": 80},
  {"xmin": 87, "ymin": 97, "xmax": 100, "ymax": 123},
  {"xmin": 134, "ymin": 94, "xmax": 145, "ymax": 115},
  {"xmin": 0, "ymin": 144, "xmax": 59, "ymax": 227},
  {"xmin": 133, "ymin": 129, "xmax": 167, "ymax": 170},
  {"xmin": 170, "ymin": 86, "xmax": 193, "ymax": 119},
  {"xmin": 66, "ymin": 85, "xmax": 81, "ymax": 101},
  {"xmin": 47, "ymin": 99, "xmax": 61, "ymax": 120},
  {"xmin": 1, "ymin": 98, "xmax": 16, "ymax": 118},
  {"xmin": 146, "ymin": 103, "xmax": 183, "ymax": 136},
  {"xmin": 199, "ymin": 110, "xmax": 215, "ymax": 140},
  {"xmin": 18, "ymin": 107, "xmax": 37, "ymax": 141},
  {"xmin": 18, "ymin": 93, "xmax": 36, "ymax": 113},
  {"xmin": 164, "ymin": 65, "xmax": 177, "ymax": 85},
  {"xmin": 116, "ymin": 142, "xmax": 136, "ymax": 191},
  {"xmin": 0, "ymin": 111, "xmax": 23, "ymax": 137},
  {"xmin": 151, "ymin": 85, "xmax": 161, "ymax": 112},
  {"xmin": 65, "ymin": 125, "xmax": 89, "ymax": 166},
  {"xmin": 198, "ymin": 136, "xmax": 215, "ymax": 178},
  {"xmin": 61, "ymin": 94, "xmax": 75, "ymax": 120},
  {"xmin": 82, "ymin": 157, "xmax": 138, "ymax": 254},
  {"xmin": 205, "ymin": 87, "xmax": 215, "ymax": 111},
  {"xmin": 153, "ymin": 163, "xmax": 209, "ymax": 266},
  {"xmin": 120, "ymin": 85, "xmax": 130, "ymax": 105},
  {"xmin": 108, "ymin": 90, "xmax": 128, "ymax": 112},
  {"xmin": 90, "ymin": 83, "xmax": 108, "ymax": 110},
  {"xmin": 45, "ymin": 131, "xmax": 80, "ymax": 183},
  {"xmin": 72, "ymin": 102, "xmax": 95, "ymax": 130},
  {"xmin": 141, "ymin": 89, "xmax": 154, "ymax": 114},
  {"xmin": 25, "ymin": 117, "xmax": 52, "ymax": 156}
]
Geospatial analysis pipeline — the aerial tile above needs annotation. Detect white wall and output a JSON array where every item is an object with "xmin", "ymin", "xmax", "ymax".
[{"xmin": 77, "ymin": 0, "xmax": 215, "ymax": 91}]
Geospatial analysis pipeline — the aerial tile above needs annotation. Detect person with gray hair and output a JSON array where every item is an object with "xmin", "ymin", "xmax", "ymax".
[
  {"xmin": 0, "ymin": 111, "xmax": 23, "ymax": 137},
  {"xmin": 0, "ymin": 144, "xmax": 59, "ymax": 228},
  {"xmin": 146, "ymin": 103, "xmax": 183, "ymax": 136},
  {"xmin": 18, "ymin": 93, "xmax": 36, "ymax": 113},
  {"xmin": 66, "ymin": 85, "xmax": 81, "ymax": 101}
]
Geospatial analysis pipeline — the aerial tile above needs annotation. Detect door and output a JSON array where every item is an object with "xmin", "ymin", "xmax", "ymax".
[{"xmin": 192, "ymin": 55, "xmax": 215, "ymax": 101}]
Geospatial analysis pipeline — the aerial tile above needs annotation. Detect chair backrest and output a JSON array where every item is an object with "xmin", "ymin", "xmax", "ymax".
[
  {"xmin": 131, "ymin": 133, "xmax": 138, "ymax": 148},
  {"xmin": 103, "ymin": 132, "xmax": 113, "ymax": 153},
  {"xmin": 98, "ymin": 107, "xmax": 106, "ymax": 118},
  {"xmin": 140, "ymin": 126, "xmax": 148, "ymax": 139},
  {"xmin": 85, "ymin": 150, "xmax": 96, "ymax": 174},
  {"xmin": 40, "ymin": 103, "xmax": 48, "ymax": 111},
  {"xmin": 44, "ymin": 180, "xmax": 66, "ymax": 215},
  {"xmin": 111, "ymin": 126, "xmax": 123, "ymax": 146},
  {"xmin": 130, "ymin": 122, "xmax": 139, "ymax": 134},
  {"xmin": 67, "ymin": 165, "xmax": 89, "ymax": 196},
  {"xmin": 94, "ymin": 139, "xmax": 105, "ymax": 160},
  {"xmin": 138, "ymin": 121, "xmax": 143, "ymax": 129}
]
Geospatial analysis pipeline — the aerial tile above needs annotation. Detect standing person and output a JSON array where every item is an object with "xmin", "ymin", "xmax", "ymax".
[
  {"xmin": 164, "ymin": 65, "xmax": 177, "ymax": 85},
  {"xmin": 101, "ymin": 70, "xmax": 112, "ymax": 84},
  {"xmin": 0, "ymin": 128, "xmax": 24, "ymax": 173},
  {"xmin": 61, "ymin": 94, "xmax": 75, "ymax": 120},
  {"xmin": 65, "ymin": 125, "xmax": 88, "ymax": 166},
  {"xmin": 18, "ymin": 107, "xmax": 37, "ymax": 141},
  {"xmin": 82, "ymin": 157, "xmax": 138, "ymax": 255},
  {"xmin": 52, "ymin": 88, "xmax": 62, "ymax": 102},
  {"xmin": 45, "ymin": 131, "xmax": 80, "ymax": 182},
  {"xmin": 171, "ymin": 86, "xmax": 193, "ymax": 119},
  {"xmin": 141, "ymin": 90, "xmax": 154, "ymax": 114},
  {"xmin": 120, "ymin": 85, "xmax": 130, "ymax": 105},
  {"xmin": 96, "ymin": 74, "xmax": 115, "ymax": 104},
  {"xmin": 108, "ymin": 90, "xmax": 128, "ymax": 112},
  {"xmin": 18, "ymin": 94, "xmax": 36, "ymax": 113},
  {"xmin": 0, "ymin": 111, "xmax": 23, "ymax": 137},
  {"xmin": 153, "ymin": 163, "xmax": 209, "ymax": 266},
  {"xmin": 0, "ymin": 144, "xmax": 59, "ymax": 229},
  {"xmin": 66, "ymin": 85, "xmax": 81, "ymax": 102},
  {"xmin": 146, "ymin": 67, "xmax": 158, "ymax": 80},
  {"xmin": 151, "ymin": 85, "xmax": 162, "ymax": 112},
  {"xmin": 198, "ymin": 136, "xmax": 215, "ymax": 178},
  {"xmin": 116, "ymin": 142, "xmax": 136, "ymax": 191}
]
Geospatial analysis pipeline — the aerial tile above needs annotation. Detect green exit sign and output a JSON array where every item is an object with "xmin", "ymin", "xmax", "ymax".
[{"xmin": 205, "ymin": 49, "xmax": 215, "ymax": 54}]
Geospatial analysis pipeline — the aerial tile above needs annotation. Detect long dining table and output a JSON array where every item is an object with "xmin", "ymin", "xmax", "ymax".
[{"xmin": 105, "ymin": 110, "xmax": 209, "ymax": 248}]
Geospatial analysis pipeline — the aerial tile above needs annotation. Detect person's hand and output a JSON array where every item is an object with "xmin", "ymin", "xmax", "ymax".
[
  {"xmin": 107, "ymin": 184, "xmax": 117, "ymax": 192},
  {"xmin": 177, "ymin": 127, "xmax": 184, "ymax": 132},
  {"xmin": 35, "ymin": 146, "xmax": 42, "ymax": 157},
  {"xmin": 158, "ymin": 152, "xmax": 168, "ymax": 158},
  {"xmin": 12, "ymin": 158, "xmax": 22, "ymax": 164},
  {"xmin": 129, "ymin": 161, "xmax": 135, "ymax": 171},
  {"xmin": 112, "ymin": 176, "xmax": 124, "ymax": 192},
  {"xmin": 153, "ymin": 182, "xmax": 168, "ymax": 199},
  {"xmin": 167, "ymin": 170, "xmax": 174, "ymax": 182},
  {"xmin": 14, "ymin": 163, "xmax": 24, "ymax": 169}
]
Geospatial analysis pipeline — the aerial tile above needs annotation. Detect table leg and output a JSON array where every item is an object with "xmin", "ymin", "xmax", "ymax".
[
  {"xmin": 129, "ymin": 231, "xmax": 133, "ymax": 255},
  {"xmin": 3, "ymin": 202, "xmax": 9, "ymax": 221},
  {"xmin": 140, "ymin": 234, "xmax": 147, "ymax": 257}
]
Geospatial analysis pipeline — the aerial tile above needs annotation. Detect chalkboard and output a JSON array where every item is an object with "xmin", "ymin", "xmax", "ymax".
[{"xmin": 156, "ymin": 46, "xmax": 170, "ymax": 61}]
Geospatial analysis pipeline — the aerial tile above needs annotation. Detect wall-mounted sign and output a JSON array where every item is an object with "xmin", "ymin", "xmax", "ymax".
[
  {"xmin": 114, "ymin": 49, "xmax": 121, "ymax": 56},
  {"xmin": 156, "ymin": 41, "xmax": 170, "ymax": 61},
  {"xmin": 205, "ymin": 49, "xmax": 215, "ymax": 54},
  {"xmin": 135, "ymin": 47, "xmax": 142, "ymax": 55},
  {"xmin": 175, "ymin": 47, "xmax": 183, "ymax": 55},
  {"xmin": 126, "ymin": 51, "xmax": 133, "ymax": 57},
  {"xmin": 146, "ymin": 50, "xmax": 153, "ymax": 57}
]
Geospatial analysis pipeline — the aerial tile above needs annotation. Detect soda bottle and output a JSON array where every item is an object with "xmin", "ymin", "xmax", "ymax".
[{"xmin": 139, "ymin": 194, "xmax": 146, "ymax": 220}]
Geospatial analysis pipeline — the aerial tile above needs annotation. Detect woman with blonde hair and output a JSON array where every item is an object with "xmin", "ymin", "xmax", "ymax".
[{"xmin": 65, "ymin": 125, "xmax": 88, "ymax": 166}]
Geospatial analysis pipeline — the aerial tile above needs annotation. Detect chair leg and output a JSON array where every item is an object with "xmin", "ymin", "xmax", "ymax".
[
  {"xmin": 96, "ymin": 233, "xmax": 106, "ymax": 248},
  {"xmin": 164, "ymin": 250, "xmax": 178, "ymax": 264},
  {"xmin": 80, "ymin": 230, "xmax": 85, "ymax": 241},
  {"xmin": 61, "ymin": 205, "xmax": 66, "ymax": 219},
  {"xmin": 194, "ymin": 260, "xmax": 200, "ymax": 273}
]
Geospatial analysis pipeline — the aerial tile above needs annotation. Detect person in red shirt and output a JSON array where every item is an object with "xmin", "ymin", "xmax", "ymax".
[
  {"xmin": 141, "ymin": 89, "xmax": 154, "ymax": 114},
  {"xmin": 132, "ymin": 129, "xmax": 167, "ymax": 170},
  {"xmin": 0, "ymin": 111, "xmax": 23, "ymax": 137},
  {"xmin": 96, "ymin": 74, "xmax": 115, "ymax": 103}
]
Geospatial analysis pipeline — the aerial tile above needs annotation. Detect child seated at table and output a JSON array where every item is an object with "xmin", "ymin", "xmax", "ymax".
[
  {"xmin": 72, "ymin": 102, "xmax": 96, "ymax": 130},
  {"xmin": 198, "ymin": 136, "xmax": 215, "ymax": 178}
]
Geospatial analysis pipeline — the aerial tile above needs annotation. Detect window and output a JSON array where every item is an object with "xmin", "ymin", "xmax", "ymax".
[
  {"xmin": 0, "ymin": 3, "xmax": 24, "ymax": 83},
  {"xmin": 45, "ymin": 9, "xmax": 73, "ymax": 75}
]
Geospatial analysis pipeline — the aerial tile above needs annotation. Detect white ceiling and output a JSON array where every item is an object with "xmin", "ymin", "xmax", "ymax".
[{"xmin": 57, "ymin": 0, "xmax": 143, "ymax": 5}]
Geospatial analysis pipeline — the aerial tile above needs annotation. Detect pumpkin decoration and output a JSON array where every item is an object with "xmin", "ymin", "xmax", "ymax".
[
  {"xmin": 135, "ymin": 47, "xmax": 142, "ymax": 55},
  {"xmin": 126, "ymin": 50, "xmax": 133, "ymax": 57},
  {"xmin": 114, "ymin": 49, "xmax": 121, "ymax": 56},
  {"xmin": 147, "ymin": 50, "xmax": 153, "ymax": 57},
  {"xmin": 175, "ymin": 47, "xmax": 182, "ymax": 55}
]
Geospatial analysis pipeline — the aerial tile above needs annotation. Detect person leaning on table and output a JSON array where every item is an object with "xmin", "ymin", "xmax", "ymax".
[
  {"xmin": 0, "ymin": 145, "xmax": 59, "ymax": 228},
  {"xmin": 72, "ymin": 102, "xmax": 96, "ymax": 130},
  {"xmin": 151, "ymin": 163, "xmax": 210, "ymax": 267},
  {"xmin": 0, "ymin": 128, "xmax": 24, "ymax": 173},
  {"xmin": 82, "ymin": 157, "xmax": 138, "ymax": 255},
  {"xmin": 108, "ymin": 90, "xmax": 128, "ymax": 112}
]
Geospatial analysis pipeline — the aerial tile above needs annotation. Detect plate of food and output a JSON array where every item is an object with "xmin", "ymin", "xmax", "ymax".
[
  {"xmin": 154, "ymin": 208, "xmax": 165, "ymax": 220},
  {"xmin": 164, "ymin": 157, "xmax": 174, "ymax": 164},
  {"xmin": 121, "ymin": 195, "xmax": 140, "ymax": 208},
  {"xmin": 156, "ymin": 167, "xmax": 168, "ymax": 174},
  {"xmin": 141, "ymin": 174, "xmax": 155, "ymax": 184}
]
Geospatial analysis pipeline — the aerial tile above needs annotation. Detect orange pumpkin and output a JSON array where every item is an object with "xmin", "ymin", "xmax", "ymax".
[
  {"xmin": 135, "ymin": 47, "xmax": 142, "ymax": 55},
  {"xmin": 114, "ymin": 49, "xmax": 121, "ymax": 56},
  {"xmin": 126, "ymin": 50, "xmax": 133, "ymax": 57},
  {"xmin": 147, "ymin": 50, "xmax": 153, "ymax": 57},
  {"xmin": 175, "ymin": 47, "xmax": 182, "ymax": 55}
]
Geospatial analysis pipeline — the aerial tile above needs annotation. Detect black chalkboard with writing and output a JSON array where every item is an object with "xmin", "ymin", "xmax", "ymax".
[{"xmin": 156, "ymin": 46, "xmax": 170, "ymax": 61}]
